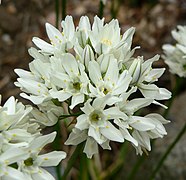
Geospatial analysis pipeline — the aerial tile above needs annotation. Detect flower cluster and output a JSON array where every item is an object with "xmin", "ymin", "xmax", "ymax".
[
  {"xmin": 14, "ymin": 16, "xmax": 171, "ymax": 159},
  {"xmin": 162, "ymin": 25, "xmax": 186, "ymax": 77},
  {"xmin": 0, "ymin": 96, "xmax": 66, "ymax": 179}
]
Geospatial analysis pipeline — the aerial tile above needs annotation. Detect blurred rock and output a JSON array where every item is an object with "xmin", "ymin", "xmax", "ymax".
[
  {"xmin": 154, "ymin": 91, "xmax": 186, "ymax": 179},
  {"xmin": 1, "ymin": 34, "xmax": 13, "ymax": 45}
]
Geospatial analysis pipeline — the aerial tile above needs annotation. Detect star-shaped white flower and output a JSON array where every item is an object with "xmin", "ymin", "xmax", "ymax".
[
  {"xmin": 18, "ymin": 132, "xmax": 66, "ymax": 180},
  {"xmin": 50, "ymin": 53, "xmax": 89, "ymax": 109},
  {"xmin": 33, "ymin": 16, "xmax": 75, "ymax": 54},
  {"xmin": 88, "ymin": 56, "xmax": 132, "ymax": 105}
]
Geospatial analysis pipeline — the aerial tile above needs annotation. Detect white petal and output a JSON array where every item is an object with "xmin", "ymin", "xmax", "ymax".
[
  {"xmin": 123, "ymin": 98, "xmax": 153, "ymax": 115},
  {"xmin": 88, "ymin": 61, "xmax": 102, "ymax": 85},
  {"xmin": 144, "ymin": 68, "xmax": 165, "ymax": 82},
  {"xmin": 81, "ymin": 99, "xmax": 94, "ymax": 114},
  {"xmin": 81, "ymin": 45, "xmax": 94, "ymax": 68},
  {"xmin": 113, "ymin": 71, "xmax": 132, "ymax": 95},
  {"xmin": 65, "ymin": 129, "xmax": 87, "ymax": 145},
  {"xmin": 62, "ymin": 53, "xmax": 79, "ymax": 77},
  {"xmin": 75, "ymin": 114, "xmax": 89, "ymax": 130},
  {"xmin": 100, "ymin": 122, "xmax": 124, "ymax": 142},
  {"xmin": 3, "ymin": 96, "xmax": 16, "ymax": 114},
  {"xmin": 132, "ymin": 131, "xmax": 151, "ymax": 151},
  {"xmin": 31, "ymin": 167, "xmax": 55, "ymax": 180},
  {"xmin": 129, "ymin": 116, "xmax": 155, "ymax": 131},
  {"xmin": 4, "ymin": 167, "xmax": 26, "ymax": 180},
  {"xmin": 14, "ymin": 69, "xmax": 34, "ymax": 79},
  {"xmin": 83, "ymin": 137, "xmax": 98, "ymax": 158},
  {"xmin": 46, "ymin": 23, "xmax": 63, "ymax": 44},
  {"xmin": 37, "ymin": 151, "xmax": 66, "ymax": 167},
  {"xmin": 92, "ymin": 16, "xmax": 104, "ymax": 33},
  {"xmin": 138, "ymin": 83, "xmax": 159, "ymax": 98},
  {"xmin": 51, "ymin": 72, "xmax": 70, "ymax": 88},
  {"xmin": 103, "ymin": 107, "xmax": 127, "ymax": 120},
  {"xmin": 129, "ymin": 58, "xmax": 141, "ymax": 84},
  {"xmin": 32, "ymin": 37, "xmax": 53, "ymax": 53},
  {"xmin": 100, "ymin": 140, "xmax": 111, "ymax": 150},
  {"xmin": 61, "ymin": 15, "xmax": 75, "ymax": 40},
  {"xmin": 104, "ymin": 58, "xmax": 118, "ymax": 84},
  {"xmin": 121, "ymin": 27, "xmax": 135, "ymax": 45},
  {"xmin": 49, "ymin": 90, "xmax": 71, "ymax": 102},
  {"xmin": 0, "ymin": 148, "xmax": 28, "ymax": 164},
  {"xmin": 97, "ymin": 54, "xmax": 111, "ymax": 73},
  {"xmin": 156, "ymin": 88, "xmax": 172, "ymax": 100},
  {"xmin": 29, "ymin": 132, "xmax": 56, "ymax": 152},
  {"xmin": 145, "ymin": 113, "xmax": 170, "ymax": 124},
  {"xmin": 120, "ymin": 128, "xmax": 138, "ymax": 146},
  {"xmin": 70, "ymin": 94, "xmax": 84, "ymax": 109},
  {"xmin": 88, "ymin": 126, "xmax": 105, "ymax": 144},
  {"xmin": 20, "ymin": 93, "xmax": 46, "ymax": 105},
  {"xmin": 92, "ymin": 95, "xmax": 111, "ymax": 110},
  {"xmin": 79, "ymin": 16, "xmax": 91, "ymax": 32}
]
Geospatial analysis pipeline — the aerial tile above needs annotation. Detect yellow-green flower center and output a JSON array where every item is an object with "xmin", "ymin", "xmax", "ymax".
[
  {"xmin": 90, "ymin": 110, "xmax": 103, "ymax": 122},
  {"xmin": 73, "ymin": 82, "xmax": 81, "ymax": 91},
  {"xmin": 24, "ymin": 157, "xmax": 34, "ymax": 166},
  {"xmin": 103, "ymin": 87, "xmax": 109, "ymax": 95}
]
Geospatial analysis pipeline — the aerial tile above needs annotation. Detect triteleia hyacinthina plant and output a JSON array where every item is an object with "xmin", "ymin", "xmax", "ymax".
[
  {"xmin": 162, "ymin": 25, "xmax": 186, "ymax": 77},
  {"xmin": 1, "ymin": 15, "xmax": 171, "ymax": 179}
]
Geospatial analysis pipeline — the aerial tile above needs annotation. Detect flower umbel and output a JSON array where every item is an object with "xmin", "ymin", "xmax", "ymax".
[
  {"xmin": 162, "ymin": 25, "xmax": 186, "ymax": 77},
  {"xmin": 14, "ymin": 15, "xmax": 171, "ymax": 159}
]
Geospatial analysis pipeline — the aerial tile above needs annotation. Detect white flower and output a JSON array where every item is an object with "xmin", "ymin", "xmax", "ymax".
[
  {"xmin": 117, "ymin": 88, "xmax": 153, "ymax": 116},
  {"xmin": 50, "ymin": 53, "xmax": 89, "ymax": 109},
  {"xmin": 131, "ymin": 113, "xmax": 170, "ymax": 155},
  {"xmin": 33, "ymin": 16, "xmax": 75, "ymax": 54},
  {"xmin": 0, "ymin": 148, "xmax": 28, "ymax": 180},
  {"xmin": 128, "ymin": 55, "xmax": 171, "ymax": 107},
  {"xmin": 89, "ymin": 16, "xmax": 135, "ymax": 56},
  {"xmin": 31, "ymin": 100, "xmax": 64, "ymax": 126},
  {"xmin": 0, "ymin": 96, "xmax": 39, "ymax": 151},
  {"xmin": 162, "ymin": 25, "xmax": 186, "ymax": 77},
  {"xmin": 65, "ymin": 127, "xmax": 112, "ymax": 158},
  {"xmin": 18, "ymin": 132, "xmax": 66, "ymax": 180},
  {"xmin": 88, "ymin": 56, "xmax": 132, "ymax": 105},
  {"xmin": 13, "ymin": 15, "xmax": 171, "ymax": 159},
  {"xmin": 15, "ymin": 48, "xmax": 52, "ymax": 105},
  {"xmin": 65, "ymin": 97, "xmax": 126, "ymax": 158}
]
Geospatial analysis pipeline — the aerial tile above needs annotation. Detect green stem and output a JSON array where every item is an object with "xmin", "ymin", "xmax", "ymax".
[
  {"xmin": 53, "ymin": 121, "xmax": 62, "ymax": 180},
  {"xmin": 55, "ymin": 0, "xmax": 59, "ymax": 28},
  {"xmin": 110, "ymin": 0, "xmax": 122, "ymax": 18},
  {"xmin": 58, "ymin": 112, "xmax": 82, "ymax": 120},
  {"xmin": 79, "ymin": 152, "xmax": 89, "ymax": 180},
  {"xmin": 61, "ymin": 0, "xmax": 66, "ymax": 20},
  {"xmin": 127, "ymin": 154, "xmax": 145, "ymax": 180},
  {"xmin": 99, "ymin": 142, "xmax": 128, "ymax": 179},
  {"xmin": 99, "ymin": 1, "xmax": 104, "ymax": 18},
  {"xmin": 150, "ymin": 123, "xmax": 186, "ymax": 179},
  {"xmin": 62, "ymin": 143, "xmax": 84, "ymax": 179},
  {"xmin": 88, "ymin": 159, "xmax": 97, "ymax": 180}
]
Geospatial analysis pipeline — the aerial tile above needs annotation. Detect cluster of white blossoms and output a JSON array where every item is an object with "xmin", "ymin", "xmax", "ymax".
[
  {"xmin": 14, "ymin": 15, "xmax": 171, "ymax": 159},
  {"xmin": 0, "ymin": 95, "xmax": 66, "ymax": 180},
  {"xmin": 162, "ymin": 25, "xmax": 186, "ymax": 77}
]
